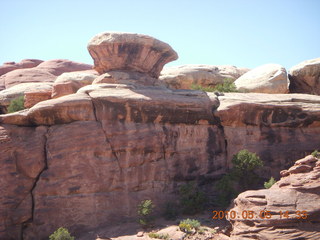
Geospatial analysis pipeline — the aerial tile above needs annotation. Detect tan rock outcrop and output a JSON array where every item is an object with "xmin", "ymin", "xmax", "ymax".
[
  {"xmin": 52, "ymin": 71, "xmax": 98, "ymax": 98},
  {"xmin": 160, "ymin": 65, "xmax": 249, "ymax": 90},
  {"xmin": 0, "ymin": 59, "xmax": 43, "ymax": 76},
  {"xmin": 215, "ymin": 92, "xmax": 320, "ymax": 177},
  {"xmin": 0, "ymin": 59, "xmax": 93, "ymax": 90},
  {"xmin": 289, "ymin": 57, "xmax": 320, "ymax": 95},
  {"xmin": 36, "ymin": 59, "xmax": 93, "ymax": 76},
  {"xmin": 0, "ymin": 82, "xmax": 53, "ymax": 113},
  {"xmin": 87, "ymin": 32, "xmax": 178, "ymax": 78},
  {"xmin": 234, "ymin": 63, "xmax": 289, "ymax": 93},
  {"xmin": 24, "ymin": 90, "xmax": 52, "ymax": 108},
  {"xmin": 228, "ymin": 155, "xmax": 320, "ymax": 240},
  {"xmin": 0, "ymin": 68, "xmax": 56, "ymax": 89}
]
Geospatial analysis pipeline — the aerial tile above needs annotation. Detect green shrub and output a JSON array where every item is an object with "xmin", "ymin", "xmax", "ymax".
[
  {"xmin": 179, "ymin": 182, "xmax": 206, "ymax": 215},
  {"xmin": 148, "ymin": 232, "xmax": 169, "ymax": 239},
  {"xmin": 215, "ymin": 149, "xmax": 263, "ymax": 207},
  {"xmin": 215, "ymin": 173, "xmax": 239, "ymax": 207},
  {"xmin": 311, "ymin": 150, "xmax": 320, "ymax": 158},
  {"xmin": 264, "ymin": 177, "xmax": 276, "ymax": 189},
  {"xmin": 191, "ymin": 84, "xmax": 216, "ymax": 92},
  {"xmin": 179, "ymin": 219, "xmax": 201, "ymax": 233},
  {"xmin": 49, "ymin": 227, "xmax": 74, "ymax": 240},
  {"xmin": 163, "ymin": 201, "xmax": 179, "ymax": 220},
  {"xmin": 191, "ymin": 78, "xmax": 237, "ymax": 93},
  {"xmin": 232, "ymin": 149, "xmax": 263, "ymax": 190},
  {"xmin": 138, "ymin": 199, "xmax": 154, "ymax": 228},
  {"xmin": 7, "ymin": 96, "xmax": 25, "ymax": 113}
]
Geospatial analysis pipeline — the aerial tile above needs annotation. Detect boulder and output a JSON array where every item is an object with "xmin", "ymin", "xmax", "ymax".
[
  {"xmin": 228, "ymin": 155, "xmax": 320, "ymax": 240},
  {"xmin": 24, "ymin": 90, "xmax": 52, "ymax": 108},
  {"xmin": 52, "ymin": 71, "xmax": 98, "ymax": 98},
  {"xmin": 36, "ymin": 59, "xmax": 93, "ymax": 76},
  {"xmin": 0, "ymin": 59, "xmax": 43, "ymax": 76},
  {"xmin": 234, "ymin": 64, "xmax": 289, "ymax": 93},
  {"xmin": 289, "ymin": 57, "xmax": 320, "ymax": 95},
  {"xmin": 87, "ymin": 32, "xmax": 178, "ymax": 78},
  {"xmin": 159, "ymin": 65, "xmax": 249, "ymax": 90},
  {"xmin": 0, "ymin": 68, "xmax": 56, "ymax": 89}
]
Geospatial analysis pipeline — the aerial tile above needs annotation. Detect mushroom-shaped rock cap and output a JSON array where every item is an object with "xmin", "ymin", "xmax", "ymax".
[{"xmin": 87, "ymin": 32, "xmax": 178, "ymax": 78}]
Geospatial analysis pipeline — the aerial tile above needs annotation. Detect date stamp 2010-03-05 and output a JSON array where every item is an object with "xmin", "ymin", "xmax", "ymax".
[{"xmin": 212, "ymin": 210, "xmax": 308, "ymax": 220}]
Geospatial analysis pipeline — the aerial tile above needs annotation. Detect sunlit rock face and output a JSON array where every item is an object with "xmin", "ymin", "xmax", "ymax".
[
  {"xmin": 0, "ymin": 32, "xmax": 320, "ymax": 239},
  {"xmin": 228, "ymin": 155, "xmax": 320, "ymax": 240},
  {"xmin": 87, "ymin": 32, "xmax": 178, "ymax": 78}
]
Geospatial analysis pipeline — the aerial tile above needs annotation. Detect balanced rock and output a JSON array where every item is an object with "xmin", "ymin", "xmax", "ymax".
[
  {"xmin": 87, "ymin": 32, "xmax": 178, "ymax": 78},
  {"xmin": 52, "ymin": 71, "xmax": 98, "ymax": 98},
  {"xmin": 160, "ymin": 65, "xmax": 249, "ymax": 90},
  {"xmin": 234, "ymin": 64, "xmax": 289, "ymax": 93},
  {"xmin": 289, "ymin": 57, "xmax": 320, "ymax": 95},
  {"xmin": 228, "ymin": 155, "xmax": 320, "ymax": 240}
]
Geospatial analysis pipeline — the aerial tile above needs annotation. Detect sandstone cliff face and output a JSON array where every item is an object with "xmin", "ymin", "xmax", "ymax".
[{"xmin": 0, "ymin": 32, "xmax": 320, "ymax": 239}]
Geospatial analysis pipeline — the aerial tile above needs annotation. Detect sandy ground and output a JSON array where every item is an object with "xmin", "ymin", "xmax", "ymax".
[{"xmin": 78, "ymin": 212, "xmax": 231, "ymax": 240}]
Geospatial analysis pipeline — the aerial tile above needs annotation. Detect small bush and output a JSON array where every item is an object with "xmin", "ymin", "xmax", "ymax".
[
  {"xmin": 7, "ymin": 96, "xmax": 25, "ymax": 113},
  {"xmin": 163, "ymin": 201, "xmax": 179, "ymax": 220},
  {"xmin": 215, "ymin": 173, "xmax": 238, "ymax": 207},
  {"xmin": 148, "ymin": 232, "xmax": 169, "ymax": 239},
  {"xmin": 191, "ymin": 78, "xmax": 237, "ymax": 93},
  {"xmin": 49, "ymin": 227, "xmax": 74, "ymax": 240},
  {"xmin": 215, "ymin": 149, "xmax": 263, "ymax": 207},
  {"xmin": 179, "ymin": 182, "xmax": 206, "ymax": 215},
  {"xmin": 232, "ymin": 149, "xmax": 263, "ymax": 190},
  {"xmin": 138, "ymin": 199, "xmax": 154, "ymax": 228},
  {"xmin": 311, "ymin": 150, "xmax": 320, "ymax": 158},
  {"xmin": 179, "ymin": 219, "xmax": 201, "ymax": 233},
  {"xmin": 264, "ymin": 177, "xmax": 276, "ymax": 189},
  {"xmin": 213, "ymin": 78, "xmax": 238, "ymax": 92}
]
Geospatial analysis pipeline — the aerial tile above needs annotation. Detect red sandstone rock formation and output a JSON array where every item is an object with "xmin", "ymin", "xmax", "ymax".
[
  {"xmin": 0, "ymin": 59, "xmax": 43, "ymax": 76},
  {"xmin": 228, "ymin": 155, "xmax": 320, "ymax": 240},
  {"xmin": 87, "ymin": 32, "xmax": 178, "ymax": 78},
  {"xmin": 289, "ymin": 58, "xmax": 320, "ymax": 95},
  {"xmin": 0, "ymin": 32, "xmax": 319, "ymax": 240}
]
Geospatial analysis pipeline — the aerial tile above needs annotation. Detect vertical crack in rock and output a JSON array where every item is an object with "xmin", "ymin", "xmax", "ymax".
[
  {"xmin": 21, "ymin": 127, "xmax": 49, "ymax": 240},
  {"xmin": 88, "ymin": 95, "xmax": 122, "ymax": 172}
]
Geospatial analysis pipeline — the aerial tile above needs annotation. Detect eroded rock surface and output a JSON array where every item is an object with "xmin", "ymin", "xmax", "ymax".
[
  {"xmin": 0, "ymin": 82, "xmax": 52, "ymax": 106},
  {"xmin": 0, "ymin": 32, "xmax": 320, "ymax": 240},
  {"xmin": 52, "ymin": 71, "xmax": 98, "ymax": 98},
  {"xmin": 0, "ymin": 125, "xmax": 47, "ymax": 240},
  {"xmin": 87, "ymin": 32, "xmax": 178, "ymax": 78},
  {"xmin": 160, "ymin": 65, "xmax": 249, "ymax": 90},
  {"xmin": 228, "ymin": 155, "xmax": 320, "ymax": 240},
  {"xmin": 0, "ymin": 59, "xmax": 43, "ymax": 76},
  {"xmin": 289, "ymin": 57, "xmax": 320, "ymax": 95},
  {"xmin": 0, "ymin": 59, "xmax": 93, "ymax": 90},
  {"xmin": 234, "ymin": 63, "xmax": 289, "ymax": 93},
  {"xmin": 215, "ymin": 93, "xmax": 320, "ymax": 177}
]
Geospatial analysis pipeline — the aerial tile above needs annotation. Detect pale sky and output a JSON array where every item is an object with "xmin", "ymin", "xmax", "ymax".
[{"xmin": 1, "ymin": 0, "xmax": 319, "ymax": 70}]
